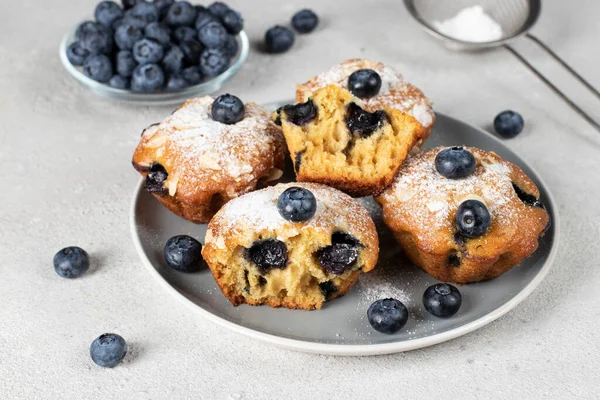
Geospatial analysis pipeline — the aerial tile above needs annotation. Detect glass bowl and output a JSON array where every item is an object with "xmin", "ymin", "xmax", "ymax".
[{"xmin": 59, "ymin": 24, "xmax": 249, "ymax": 105}]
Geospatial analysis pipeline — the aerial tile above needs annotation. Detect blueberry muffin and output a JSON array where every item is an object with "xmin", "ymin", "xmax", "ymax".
[
  {"xmin": 132, "ymin": 95, "xmax": 286, "ymax": 223},
  {"xmin": 202, "ymin": 183, "xmax": 379, "ymax": 310},
  {"xmin": 296, "ymin": 58, "xmax": 434, "ymax": 145},
  {"xmin": 273, "ymin": 84, "xmax": 425, "ymax": 197},
  {"xmin": 376, "ymin": 146, "xmax": 550, "ymax": 283}
]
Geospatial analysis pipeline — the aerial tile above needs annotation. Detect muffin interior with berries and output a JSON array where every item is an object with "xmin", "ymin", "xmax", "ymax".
[
  {"xmin": 275, "ymin": 84, "xmax": 424, "ymax": 197},
  {"xmin": 131, "ymin": 95, "xmax": 286, "ymax": 223},
  {"xmin": 202, "ymin": 183, "xmax": 379, "ymax": 310},
  {"xmin": 66, "ymin": 0, "xmax": 244, "ymax": 92},
  {"xmin": 376, "ymin": 146, "xmax": 550, "ymax": 283}
]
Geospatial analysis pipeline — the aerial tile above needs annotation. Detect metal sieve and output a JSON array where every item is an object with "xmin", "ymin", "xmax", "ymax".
[{"xmin": 404, "ymin": 0, "xmax": 600, "ymax": 131}]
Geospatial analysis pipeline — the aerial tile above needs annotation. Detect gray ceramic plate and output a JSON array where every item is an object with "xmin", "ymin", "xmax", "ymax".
[{"xmin": 130, "ymin": 105, "xmax": 559, "ymax": 356}]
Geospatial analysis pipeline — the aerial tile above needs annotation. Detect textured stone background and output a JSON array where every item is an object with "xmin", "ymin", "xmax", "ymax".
[{"xmin": 1, "ymin": 0, "xmax": 599, "ymax": 398}]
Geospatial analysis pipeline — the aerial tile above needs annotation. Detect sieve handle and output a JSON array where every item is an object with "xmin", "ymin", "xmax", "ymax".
[{"xmin": 504, "ymin": 44, "xmax": 600, "ymax": 132}]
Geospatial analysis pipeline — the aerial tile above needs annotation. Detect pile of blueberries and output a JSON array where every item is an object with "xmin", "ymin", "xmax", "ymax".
[{"xmin": 67, "ymin": 0, "xmax": 244, "ymax": 92}]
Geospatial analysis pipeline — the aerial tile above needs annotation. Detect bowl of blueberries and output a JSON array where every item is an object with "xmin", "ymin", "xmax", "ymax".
[{"xmin": 60, "ymin": 0, "xmax": 249, "ymax": 105}]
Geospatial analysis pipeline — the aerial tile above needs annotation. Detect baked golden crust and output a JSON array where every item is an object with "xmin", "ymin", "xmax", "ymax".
[
  {"xmin": 202, "ymin": 183, "xmax": 379, "ymax": 310},
  {"xmin": 376, "ymin": 147, "xmax": 550, "ymax": 283},
  {"xmin": 131, "ymin": 97, "xmax": 286, "ymax": 223},
  {"xmin": 279, "ymin": 85, "xmax": 424, "ymax": 197},
  {"xmin": 296, "ymin": 58, "xmax": 434, "ymax": 146}
]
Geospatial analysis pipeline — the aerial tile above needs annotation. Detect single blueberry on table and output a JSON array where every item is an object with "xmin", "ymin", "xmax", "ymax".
[
  {"xmin": 114, "ymin": 24, "xmax": 144, "ymax": 50},
  {"xmin": 163, "ymin": 235, "xmax": 203, "ymax": 272},
  {"xmin": 494, "ymin": 110, "xmax": 524, "ymax": 138},
  {"xmin": 90, "ymin": 333, "xmax": 128, "ymax": 368},
  {"xmin": 83, "ymin": 54, "xmax": 113, "ymax": 82},
  {"xmin": 162, "ymin": 45, "xmax": 184, "ymax": 74},
  {"xmin": 221, "ymin": 10, "xmax": 243, "ymax": 34},
  {"xmin": 173, "ymin": 26, "xmax": 196, "ymax": 43},
  {"xmin": 434, "ymin": 147, "xmax": 477, "ymax": 179},
  {"xmin": 108, "ymin": 74, "xmax": 130, "ymax": 89},
  {"xmin": 207, "ymin": 1, "xmax": 230, "ymax": 18},
  {"xmin": 198, "ymin": 21, "xmax": 229, "ymax": 48},
  {"xmin": 345, "ymin": 102, "xmax": 387, "ymax": 137},
  {"xmin": 116, "ymin": 50, "xmax": 137, "ymax": 77},
  {"xmin": 211, "ymin": 94, "xmax": 245, "ymax": 124},
  {"xmin": 166, "ymin": 1, "xmax": 197, "ymax": 27},
  {"xmin": 194, "ymin": 11, "xmax": 217, "ymax": 30},
  {"xmin": 245, "ymin": 240, "xmax": 288, "ymax": 274},
  {"xmin": 95, "ymin": 1, "xmax": 124, "ymax": 27},
  {"xmin": 133, "ymin": 38, "xmax": 164, "ymax": 64},
  {"xmin": 348, "ymin": 68, "xmax": 382, "ymax": 99},
  {"xmin": 367, "ymin": 298, "xmax": 409, "ymax": 334},
  {"xmin": 80, "ymin": 24, "xmax": 113, "ymax": 54},
  {"xmin": 455, "ymin": 199, "xmax": 491, "ymax": 238},
  {"xmin": 66, "ymin": 42, "xmax": 90, "ymax": 66},
  {"xmin": 144, "ymin": 22, "xmax": 171, "ymax": 46},
  {"xmin": 53, "ymin": 247, "xmax": 90, "ymax": 278},
  {"xmin": 129, "ymin": 1, "xmax": 159, "ymax": 25},
  {"xmin": 199, "ymin": 48, "xmax": 230, "ymax": 77},
  {"xmin": 423, "ymin": 283, "xmax": 462, "ymax": 318},
  {"xmin": 181, "ymin": 65, "xmax": 203, "ymax": 85},
  {"xmin": 276, "ymin": 187, "xmax": 317, "ymax": 222},
  {"xmin": 166, "ymin": 74, "xmax": 188, "ymax": 90},
  {"xmin": 131, "ymin": 63, "xmax": 165, "ymax": 92},
  {"xmin": 264, "ymin": 25, "xmax": 294, "ymax": 54},
  {"xmin": 291, "ymin": 9, "xmax": 319, "ymax": 34},
  {"xmin": 180, "ymin": 39, "xmax": 204, "ymax": 66}
]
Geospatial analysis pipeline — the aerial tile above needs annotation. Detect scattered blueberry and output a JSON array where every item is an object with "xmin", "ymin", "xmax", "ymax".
[
  {"xmin": 90, "ymin": 333, "xmax": 128, "ymax": 368},
  {"xmin": 166, "ymin": 74, "xmax": 188, "ymax": 90},
  {"xmin": 423, "ymin": 283, "xmax": 462, "ymax": 318},
  {"xmin": 246, "ymin": 239, "xmax": 288, "ymax": 274},
  {"xmin": 435, "ymin": 147, "xmax": 477, "ymax": 179},
  {"xmin": 348, "ymin": 69, "xmax": 382, "ymax": 99},
  {"xmin": 131, "ymin": 63, "xmax": 165, "ymax": 92},
  {"xmin": 144, "ymin": 162, "xmax": 168, "ymax": 192},
  {"xmin": 367, "ymin": 298, "xmax": 409, "ymax": 334},
  {"xmin": 494, "ymin": 110, "xmax": 524, "ymax": 138},
  {"xmin": 162, "ymin": 45, "xmax": 184, "ymax": 73},
  {"xmin": 180, "ymin": 39, "xmax": 204, "ymax": 65},
  {"xmin": 129, "ymin": 1, "xmax": 159, "ymax": 25},
  {"xmin": 291, "ymin": 9, "xmax": 319, "ymax": 34},
  {"xmin": 181, "ymin": 65, "xmax": 203, "ymax": 85},
  {"xmin": 80, "ymin": 24, "xmax": 113, "ymax": 54},
  {"xmin": 211, "ymin": 94, "xmax": 244, "ymax": 124},
  {"xmin": 53, "ymin": 246, "xmax": 90, "ymax": 278},
  {"xmin": 116, "ymin": 50, "xmax": 137, "ymax": 77},
  {"xmin": 108, "ymin": 74, "xmax": 130, "ymax": 89},
  {"xmin": 221, "ymin": 10, "xmax": 243, "ymax": 34},
  {"xmin": 166, "ymin": 1, "xmax": 197, "ymax": 27},
  {"xmin": 173, "ymin": 26, "xmax": 196, "ymax": 43},
  {"xmin": 95, "ymin": 1, "xmax": 124, "ymax": 27},
  {"xmin": 163, "ymin": 235, "xmax": 203, "ymax": 272},
  {"xmin": 207, "ymin": 1, "xmax": 230, "ymax": 18},
  {"xmin": 144, "ymin": 22, "xmax": 171, "ymax": 46},
  {"xmin": 66, "ymin": 42, "xmax": 90, "ymax": 66},
  {"xmin": 198, "ymin": 21, "xmax": 228, "ymax": 48},
  {"xmin": 265, "ymin": 25, "xmax": 294, "ymax": 53},
  {"xmin": 194, "ymin": 11, "xmax": 218, "ymax": 30},
  {"xmin": 221, "ymin": 34, "xmax": 238, "ymax": 58},
  {"xmin": 83, "ymin": 54, "xmax": 113, "ymax": 82},
  {"xmin": 345, "ymin": 103, "xmax": 387, "ymax": 137},
  {"xmin": 133, "ymin": 38, "xmax": 164, "ymax": 64},
  {"xmin": 199, "ymin": 48, "xmax": 230, "ymax": 77},
  {"xmin": 277, "ymin": 187, "xmax": 317, "ymax": 222},
  {"xmin": 114, "ymin": 24, "xmax": 144, "ymax": 50},
  {"xmin": 455, "ymin": 199, "xmax": 491, "ymax": 238}
]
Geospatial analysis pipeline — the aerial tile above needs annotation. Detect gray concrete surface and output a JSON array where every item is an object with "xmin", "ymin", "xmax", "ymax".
[{"xmin": 1, "ymin": 0, "xmax": 599, "ymax": 398}]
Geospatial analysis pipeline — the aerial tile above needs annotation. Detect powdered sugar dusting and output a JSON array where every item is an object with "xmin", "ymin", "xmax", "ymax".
[
  {"xmin": 300, "ymin": 59, "xmax": 434, "ymax": 129},
  {"xmin": 378, "ymin": 147, "xmax": 518, "ymax": 234}
]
